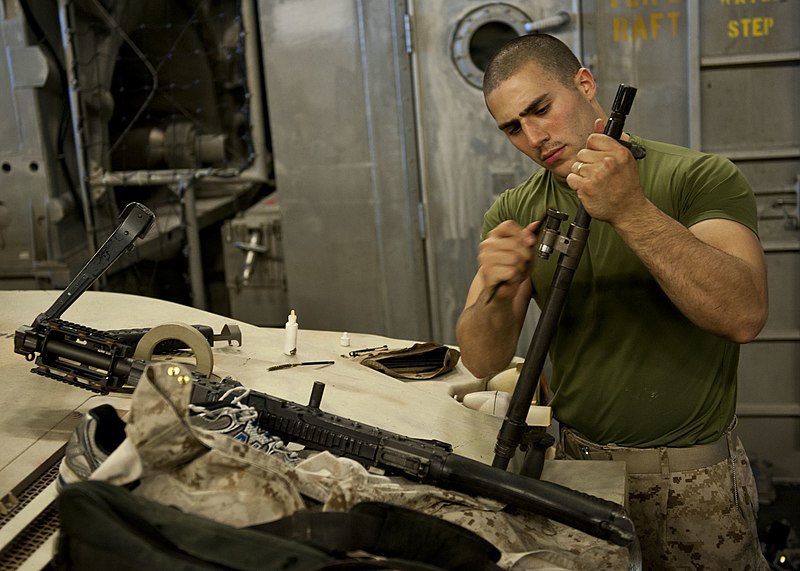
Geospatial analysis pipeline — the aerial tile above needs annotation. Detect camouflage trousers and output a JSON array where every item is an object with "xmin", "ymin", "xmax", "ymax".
[{"xmin": 557, "ymin": 426, "xmax": 769, "ymax": 570}]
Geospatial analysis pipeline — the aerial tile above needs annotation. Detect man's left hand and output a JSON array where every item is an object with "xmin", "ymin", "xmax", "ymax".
[{"xmin": 566, "ymin": 118, "xmax": 644, "ymax": 223}]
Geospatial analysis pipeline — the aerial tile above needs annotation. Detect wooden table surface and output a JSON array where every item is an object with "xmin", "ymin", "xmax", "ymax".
[{"xmin": 1, "ymin": 290, "xmax": 629, "ymax": 569}]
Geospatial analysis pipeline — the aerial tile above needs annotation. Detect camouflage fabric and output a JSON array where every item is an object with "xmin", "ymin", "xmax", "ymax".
[
  {"xmin": 294, "ymin": 451, "xmax": 630, "ymax": 570},
  {"xmin": 557, "ymin": 428, "xmax": 769, "ymax": 570},
  {"xmin": 120, "ymin": 362, "xmax": 307, "ymax": 526},
  {"xmin": 87, "ymin": 362, "xmax": 632, "ymax": 570}
]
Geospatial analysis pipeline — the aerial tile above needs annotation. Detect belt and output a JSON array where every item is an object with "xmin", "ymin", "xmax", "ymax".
[{"xmin": 559, "ymin": 423, "xmax": 736, "ymax": 475}]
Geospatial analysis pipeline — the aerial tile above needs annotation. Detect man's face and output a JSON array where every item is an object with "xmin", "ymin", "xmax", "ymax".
[{"xmin": 486, "ymin": 63, "xmax": 600, "ymax": 181}]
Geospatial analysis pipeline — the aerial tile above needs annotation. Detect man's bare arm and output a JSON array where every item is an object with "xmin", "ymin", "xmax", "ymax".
[
  {"xmin": 456, "ymin": 272, "xmax": 532, "ymax": 378},
  {"xmin": 613, "ymin": 206, "xmax": 768, "ymax": 343},
  {"xmin": 456, "ymin": 220, "xmax": 539, "ymax": 378},
  {"xmin": 568, "ymin": 125, "xmax": 768, "ymax": 344}
]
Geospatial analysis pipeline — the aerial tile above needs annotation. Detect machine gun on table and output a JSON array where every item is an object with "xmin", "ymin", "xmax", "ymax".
[
  {"xmin": 194, "ymin": 378, "xmax": 636, "ymax": 547},
  {"xmin": 12, "ymin": 201, "xmax": 635, "ymax": 548},
  {"xmin": 19, "ymin": 321, "xmax": 637, "ymax": 548}
]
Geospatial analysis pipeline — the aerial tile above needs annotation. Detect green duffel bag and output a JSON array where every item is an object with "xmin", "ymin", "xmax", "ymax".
[{"xmin": 53, "ymin": 480, "xmax": 502, "ymax": 571}]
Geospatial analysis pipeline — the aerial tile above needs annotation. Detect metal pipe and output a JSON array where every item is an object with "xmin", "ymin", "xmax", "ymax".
[
  {"xmin": 240, "ymin": 0, "xmax": 270, "ymax": 184},
  {"xmin": 99, "ymin": 168, "xmax": 267, "ymax": 187},
  {"xmin": 58, "ymin": 0, "xmax": 97, "ymax": 254},
  {"xmin": 524, "ymin": 11, "xmax": 571, "ymax": 34},
  {"xmin": 687, "ymin": 0, "xmax": 702, "ymax": 150},
  {"xmin": 179, "ymin": 179, "xmax": 207, "ymax": 310}
]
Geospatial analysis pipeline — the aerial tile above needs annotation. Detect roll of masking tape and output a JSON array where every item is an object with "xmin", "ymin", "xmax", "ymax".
[{"xmin": 132, "ymin": 322, "xmax": 214, "ymax": 377}]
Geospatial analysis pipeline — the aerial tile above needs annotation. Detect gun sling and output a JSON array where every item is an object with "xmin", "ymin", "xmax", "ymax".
[{"xmin": 249, "ymin": 501, "xmax": 502, "ymax": 570}]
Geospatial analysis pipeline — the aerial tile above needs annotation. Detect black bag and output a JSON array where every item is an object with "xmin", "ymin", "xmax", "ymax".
[{"xmin": 53, "ymin": 480, "xmax": 501, "ymax": 571}]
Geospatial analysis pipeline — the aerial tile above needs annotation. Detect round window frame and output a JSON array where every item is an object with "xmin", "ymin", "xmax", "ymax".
[{"xmin": 451, "ymin": 3, "xmax": 531, "ymax": 89}]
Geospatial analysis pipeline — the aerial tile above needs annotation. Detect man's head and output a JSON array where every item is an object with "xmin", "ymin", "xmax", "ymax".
[
  {"xmin": 483, "ymin": 33, "xmax": 581, "ymax": 96},
  {"xmin": 483, "ymin": 34, "xmax": 605, "ymax": 180}
]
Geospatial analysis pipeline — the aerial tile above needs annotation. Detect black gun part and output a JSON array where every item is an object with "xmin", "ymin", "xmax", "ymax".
[
  {"xmin": 14, "ymin": 202, "xmax": 239, "ymax": 393},
  {"xmin": 14, "ymin": 203, "xmax": 155, "ymax": 392},
  {"xmin": 41, "ymin": 203, "xmax": 155, "ymax": 322},
  {"xmin": 221, "ymin": 380, "xmax": 636, "ymax": 548},
  {"xmin": 492, "ymin": 85, "xmax": 639, "ymax": 474},
  {"xmin": 14, "ymin": 318, "xmax": 142, "ymax": 393}
]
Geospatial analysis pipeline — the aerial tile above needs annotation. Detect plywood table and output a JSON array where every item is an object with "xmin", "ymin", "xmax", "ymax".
[{"xmin": 0, "ymin": 290, "xmax": 630, "ymax": 570}]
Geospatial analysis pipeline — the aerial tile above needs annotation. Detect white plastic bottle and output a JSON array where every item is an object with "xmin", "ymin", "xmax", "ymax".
[{"xmin": 283, "ymin": 310, "xmax": 298, "ymax": 355}]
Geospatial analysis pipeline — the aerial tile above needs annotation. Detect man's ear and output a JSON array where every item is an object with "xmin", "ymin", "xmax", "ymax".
[{"xmin": 574, "ymin": 67, "xmax": 597, "ymax": 101}]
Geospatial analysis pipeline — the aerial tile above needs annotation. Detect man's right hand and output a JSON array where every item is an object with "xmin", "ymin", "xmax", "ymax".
[
  {"xmin": 457, "ymin": 219, "xmax": 540, "ymax": 378},
  {"xmin": 479, "ymin": 220, "xmax": 540, "ymax": 303}
]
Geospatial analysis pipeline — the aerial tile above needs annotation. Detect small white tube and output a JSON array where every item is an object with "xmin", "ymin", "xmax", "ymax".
[{"xmin": 283, "ymin": 310, "xmax": 298, "ymax": 355}]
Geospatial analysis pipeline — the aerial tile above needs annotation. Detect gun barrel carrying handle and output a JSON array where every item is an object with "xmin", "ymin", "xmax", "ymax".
[{"xmin": 42, "ymin": 202, "xmax": 155, "ymax": 321}]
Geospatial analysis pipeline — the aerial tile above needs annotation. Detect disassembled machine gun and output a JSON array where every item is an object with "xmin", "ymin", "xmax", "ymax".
[{"xmin": 13, "ymin": 202, "xmax": 636, "ymax": 548}]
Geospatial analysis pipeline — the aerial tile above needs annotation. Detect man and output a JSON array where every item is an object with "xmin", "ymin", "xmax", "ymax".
[{"xmin": 455, "ymin": 34, "xmax": 769, "ymax": 569}]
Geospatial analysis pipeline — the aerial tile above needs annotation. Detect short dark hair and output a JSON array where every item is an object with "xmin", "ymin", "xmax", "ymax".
[{"xmin": 483, "ymin": 34, "xmax": 582, "ymax": 96}]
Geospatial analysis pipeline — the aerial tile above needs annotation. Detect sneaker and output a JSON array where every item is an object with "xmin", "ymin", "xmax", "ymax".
[
  {"xmin": 189, "ymin": 387, "xmax": 298, "ymax": 463},
  {"xmin": 57, "ymin": 404, "xmax": 127, "ymax": 491}
]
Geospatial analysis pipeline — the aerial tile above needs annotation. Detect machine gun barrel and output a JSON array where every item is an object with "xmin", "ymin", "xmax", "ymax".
[
  {"xmin": 237, "ymin": 381, "xmax": 635, "ymax": 547},
  {"xmin": 492, "ymin": 85, "xmax": 639, "ymax": 473},
  {"xmin": 438, "ymin": 454, "xmax": 633, "ymax": 547}
]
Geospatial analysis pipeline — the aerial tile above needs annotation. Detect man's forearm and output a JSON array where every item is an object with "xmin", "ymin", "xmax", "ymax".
[
  {"xmin": 456, "ymin": 291, "xmax": 523, "ymax": 378},
  {"xmin": 613, "ymin": 199, "xmax": 768, "ymax": 343}
]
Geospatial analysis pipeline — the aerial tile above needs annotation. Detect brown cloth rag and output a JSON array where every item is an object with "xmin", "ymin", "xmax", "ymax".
[{"xmin": 358, "ymin": 342, "xmax": 460, "ymax": 381}]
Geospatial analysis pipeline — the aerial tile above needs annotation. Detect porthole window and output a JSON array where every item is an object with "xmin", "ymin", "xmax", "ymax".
[{"xmin": 451, "ymin": 4, "xmax": 530, "ymax": 89}]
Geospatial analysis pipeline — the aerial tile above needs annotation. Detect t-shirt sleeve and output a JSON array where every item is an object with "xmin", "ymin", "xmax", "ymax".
[
  {"xmin": 480, "ymin": 192, "xmax": 511, "ymax": 241},
  {"xmin": 677, "ymin": 153, "xmax": 759, "ymax": 235}
]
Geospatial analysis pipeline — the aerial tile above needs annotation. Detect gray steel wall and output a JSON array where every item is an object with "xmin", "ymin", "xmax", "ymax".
[
  {"xmin": 0, "ymin": 2, "xmax": 86, "ymax": 288},
  {"xmin": 258, "ymin": 0, "xmax": 431, "ymax": 341},
  {"xmin": 695, "ymin": 0, "xmax": 799, "ymax": 484}
]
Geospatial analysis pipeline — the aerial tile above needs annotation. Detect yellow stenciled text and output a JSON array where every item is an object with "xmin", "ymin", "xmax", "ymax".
[
  {"xmin": 610, "ymin": 0, "xmax": 681, "ymax": 7},
  {"xmin": 727, "ymin": 17, "xmax": 775, "ymax": 38},
  {"xmin": 613, "ymin": 12, "xmax": 681, "ymax": 41},
  {"xmin": 719, "ymin": 0, "xmax": 780, "ymax": 6}
]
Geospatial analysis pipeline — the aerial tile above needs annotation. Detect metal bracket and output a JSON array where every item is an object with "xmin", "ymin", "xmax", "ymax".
[{"xmin": 772, "ymin": 174, "xmax": 799, "ymax": 231}]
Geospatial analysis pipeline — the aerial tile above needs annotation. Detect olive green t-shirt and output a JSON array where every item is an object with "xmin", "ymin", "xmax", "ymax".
[{"xmin": 481, "ymin": 136, "xmax": 758, "ymax": 447}]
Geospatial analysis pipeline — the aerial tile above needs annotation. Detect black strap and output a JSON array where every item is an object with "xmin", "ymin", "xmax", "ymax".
[{"xmin": 249, "ymin": 502, "xmax": 502, "ymax": 571}]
